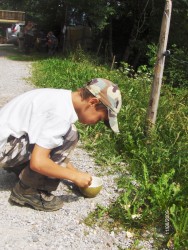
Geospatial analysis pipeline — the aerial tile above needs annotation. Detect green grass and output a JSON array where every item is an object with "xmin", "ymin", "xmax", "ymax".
[
  {"xmin": 0, "ymin": 45, "xmax": 50, "ymax": 61},
  {"xmin": 29, "ymin": 49, "xmax": 188, "ymax": 249}
]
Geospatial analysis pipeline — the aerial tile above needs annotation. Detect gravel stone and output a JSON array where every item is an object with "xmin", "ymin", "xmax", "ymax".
[{"xmin": 0, "ymin": 46, "xmax": 154, "ymax": 249}]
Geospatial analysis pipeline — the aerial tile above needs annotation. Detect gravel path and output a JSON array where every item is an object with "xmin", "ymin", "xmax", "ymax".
[{"xmin": 0, "ymin": 46, "xmax": 154, "ymax": 250}]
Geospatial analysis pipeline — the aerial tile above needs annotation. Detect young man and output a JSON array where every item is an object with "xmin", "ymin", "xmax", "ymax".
[{"xmin": 0, "ymin": 78, "xmax": 122, "ymax": 211}]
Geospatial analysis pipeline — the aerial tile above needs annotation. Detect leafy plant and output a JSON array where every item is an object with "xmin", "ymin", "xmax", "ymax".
[
  {"xmin": 164, "ymin": 44, "xmax": 188, "ymax": 88},
  {"xmin": 170, "ymin": 204, "xmax": 188, "ymax": 249}
]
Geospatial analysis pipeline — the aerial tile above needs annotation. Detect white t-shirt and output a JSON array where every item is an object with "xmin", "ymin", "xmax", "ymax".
[{"xmin": 0, "ymin": 88, "xmax": 78, "ymax": 150}]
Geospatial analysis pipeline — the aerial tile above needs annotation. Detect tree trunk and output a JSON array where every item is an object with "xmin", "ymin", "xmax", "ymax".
[
  {"xmin": 146, "ymin": 0, "xmax": 172, "ymax": 135},
  {"xmin": 133, "ymin": 51, "xmax": 141, "ymax": 70}
]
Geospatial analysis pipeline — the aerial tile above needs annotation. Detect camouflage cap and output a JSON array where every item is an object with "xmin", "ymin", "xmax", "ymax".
[{"xmin": 86, "ymin": 78, "xmax": 122, "ymax": 133}]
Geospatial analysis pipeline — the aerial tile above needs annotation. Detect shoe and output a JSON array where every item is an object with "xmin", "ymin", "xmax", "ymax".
[{"xmin": 9, "ymin": 181, "xmax": 64, "ymax": 212}]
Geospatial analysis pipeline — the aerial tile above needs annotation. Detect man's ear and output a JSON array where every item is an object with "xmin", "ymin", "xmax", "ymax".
[{"xmin": 88, "ymin": 97, "xmax": 100, "ymax": 106}]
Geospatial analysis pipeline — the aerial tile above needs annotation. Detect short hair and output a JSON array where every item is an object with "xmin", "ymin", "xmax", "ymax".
[{"xmin": 79, "ymin": 87, "xmax": 107, "ymax": 111}]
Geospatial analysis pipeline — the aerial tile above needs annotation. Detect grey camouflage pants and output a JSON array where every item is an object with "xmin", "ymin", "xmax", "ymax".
[{"xmin": 0, "ymin": 124, "xmax": 79, "ymax": 191}]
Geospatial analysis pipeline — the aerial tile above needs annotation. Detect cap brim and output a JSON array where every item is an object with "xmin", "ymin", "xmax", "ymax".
[{"xmin": 104, "ymin": 109, "xmax": 119, "ymax": 133}]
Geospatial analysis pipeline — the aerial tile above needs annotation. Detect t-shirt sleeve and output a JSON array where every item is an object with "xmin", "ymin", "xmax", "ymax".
[{"xmin": 35, "ymin": 115, "xmax": 70, "ymax": 149}]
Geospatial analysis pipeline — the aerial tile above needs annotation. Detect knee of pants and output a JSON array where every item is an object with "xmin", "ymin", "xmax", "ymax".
[
  {"xmin": 50, "ymin": 124, "xmax": 79, "ymax": 163},
  {"xmin": 63, "ymin": 124, "xmax": 79, "ymax": 147}
]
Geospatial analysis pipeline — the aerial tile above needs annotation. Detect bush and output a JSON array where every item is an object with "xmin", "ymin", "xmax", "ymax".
[{"xmin": 146, "ymin": 43, "xmax": 188, "ymax": 88}]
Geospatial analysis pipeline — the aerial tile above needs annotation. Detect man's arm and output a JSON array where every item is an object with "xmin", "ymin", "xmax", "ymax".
[
  {"xmin": 66, "ymin": 162, "xmax": 79, "ymax": 172},
  {"xmin": 30, "ymin": 144, "xmax": 92, "ymax": 188}
]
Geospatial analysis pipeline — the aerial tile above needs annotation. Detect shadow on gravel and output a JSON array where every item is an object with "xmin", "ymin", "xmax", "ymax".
[
  {"xmin": 0, "ymin": 168, "xmax": 17, "ymax": 191},
  {"xmin": 61, "ymin": 179, "xmax": 83, "ymax": 197},
  {"xmin": 0, "ymin": 44, "xmax": 59, "ymax": 62},
  {"xmin": 0, "ymin": 167, "xmax": 83, "ymax": 198}
]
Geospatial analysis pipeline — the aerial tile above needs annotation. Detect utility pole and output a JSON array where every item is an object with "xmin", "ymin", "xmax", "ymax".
[{"xmin": 146, "ymin": 0, "xmax": 172, "ymax": 134}]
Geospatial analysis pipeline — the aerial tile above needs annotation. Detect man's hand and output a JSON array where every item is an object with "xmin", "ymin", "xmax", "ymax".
[
  {"xmin": 30, "ymin": 144, "xmax": 92, "ymax": 188},
  {"xmin": 72, "ymin": 171, "xmax": 92, "ymax": 188}
]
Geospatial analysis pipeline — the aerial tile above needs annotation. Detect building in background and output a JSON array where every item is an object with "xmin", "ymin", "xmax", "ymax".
[{"xmin": 0, "ymin": 10, "xmax": 25, "ymax": 44}]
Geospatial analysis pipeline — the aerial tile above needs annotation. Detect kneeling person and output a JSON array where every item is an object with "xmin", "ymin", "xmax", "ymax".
[{"xmin": 0, "ymin": 78, "xmax": 122, "ymax": 211}]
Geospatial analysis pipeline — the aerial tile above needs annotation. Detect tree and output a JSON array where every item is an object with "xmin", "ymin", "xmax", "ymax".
[{"xmin": 1, "ymin": 0, "xmax": 188, "ymax": 72}]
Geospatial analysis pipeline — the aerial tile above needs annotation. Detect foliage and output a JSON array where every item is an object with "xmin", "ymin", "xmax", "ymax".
[
  {"xmin": 164, "ymin": 44, "xmax": 188, "ymax": 88},
  {"xmin": 146, "ymin": 43, "xmax": 157, "ymax": 69},
  {"xmin": 170, "ymin": 205, "xmax": 188, "ymax": 249},
  {"xmin": 1, "ymin": 0, "xmax": 188, "ymax": 66},
  {"xmin": 145, "ymin": 43, "xmax": 188, "ymax": 88},
  {"xmin": 32, "ymin": 49, "xmax": 188, "ymax": 249},
  {"xmin": 66, "ymin": 0, "xmax": 116, "ymax": 30}
]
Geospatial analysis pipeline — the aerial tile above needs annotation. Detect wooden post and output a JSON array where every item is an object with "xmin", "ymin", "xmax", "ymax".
[
  {"xmin": 62, "ymin": 3, "xmax": 68, "ymax": 54},
  {"xmin": 146, "ymin": 0, "xmax": 172, "ymax": 134},
  {"xmin": 111, "ymin": 55, "xmax": 116, "ymax": 70},
  {"xmin": 96, "ymin": 39, "xmax": 103, "ymax": 56}
]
